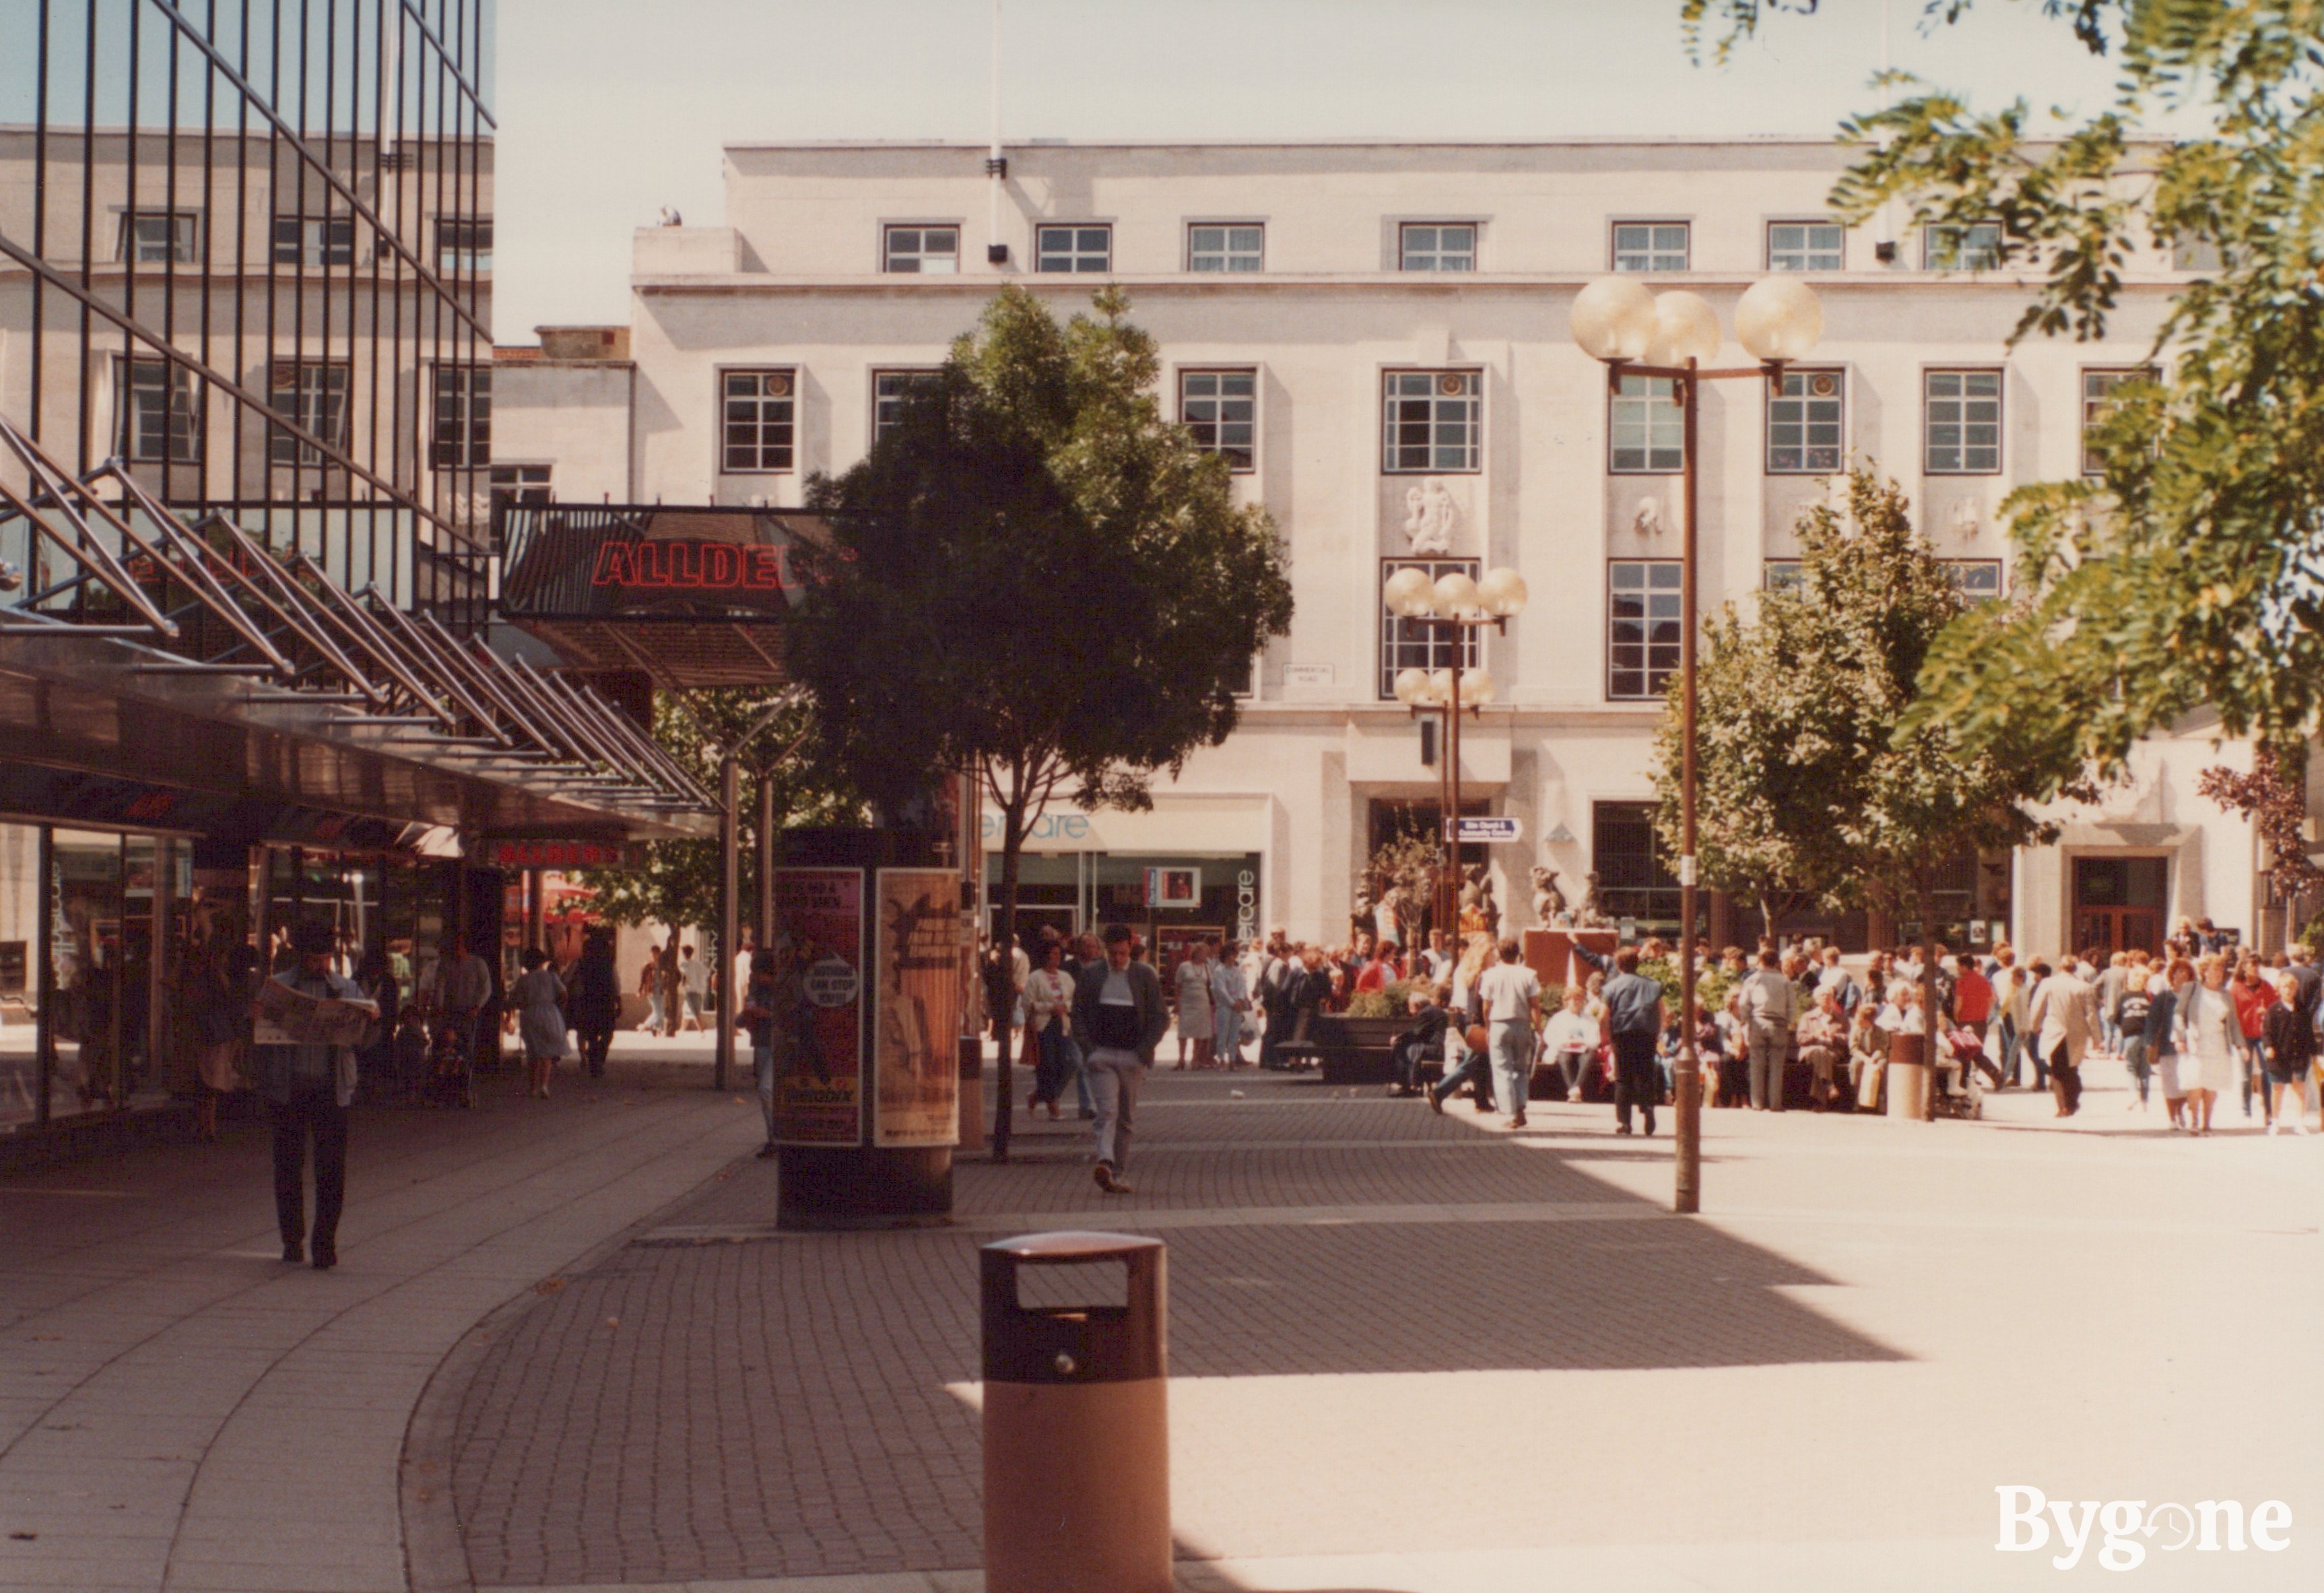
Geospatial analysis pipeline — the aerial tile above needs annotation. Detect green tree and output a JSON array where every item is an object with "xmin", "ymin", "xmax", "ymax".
[
  {"xmin": 1654, "ymin": 471, "xmax": 2088, "ymax": 1103},
  {"xmin": 787, "ymin": 284, "xmax": 1293, "ymax": 1132},
  {"xmin": 1682, "ymin": 0, "xmax": 2324, "ymax": 775},
  {"xmin": 575, "ymin": 688, "xmax": 858, "ymax": 940}
]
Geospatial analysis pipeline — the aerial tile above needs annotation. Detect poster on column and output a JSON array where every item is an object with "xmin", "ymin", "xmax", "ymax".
[
  {"xmin": 872, "ymin": 868, "xmax": 962, "ymax": 1148},
  {"xmin": 770, "ymin": 868, "xmax": 865, "ymax": 1146}
]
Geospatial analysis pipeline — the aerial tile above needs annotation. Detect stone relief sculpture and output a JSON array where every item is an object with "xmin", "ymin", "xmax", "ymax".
[
  {"xmin": 1632, "ymin": 495, "xmax": 1665, "ymax": 537},
  {"xmin": 1948, "ymin": 497, "xmax": 1981, "ymax": 543},
  {"xmin": 1403, "ymin": 479, "xmax": 1458, "ymax": 554}
]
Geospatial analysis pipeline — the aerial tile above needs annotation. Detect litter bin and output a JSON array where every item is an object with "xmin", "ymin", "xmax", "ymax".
[
  {"xmin": 981, "ymin": 1231, "xmax": 1169, "ymax": 1593},
  {"xmin": 1887, "ymin": 1030, "xmax": 1933, "ymax": 1121}
]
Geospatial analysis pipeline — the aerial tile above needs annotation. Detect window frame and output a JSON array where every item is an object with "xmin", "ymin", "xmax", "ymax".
[
  {"xmin": 882, "ymin": 224, "xmax": 961, "ymax": 275},
  {"xmin": 1178, "ymin": 366, "xmax": 1259, "ymax": 474},
  {"xmin": 1923, "ymin": 368, "xmax": 2005, "ymax": 476},
  {"xmin": 1034, "ymin": 224, "xmax": 1113, "ymax": 273},
  {"xmin": 434, "ymin": 216, "xmax": 493, "ymax": 275},
  {"xmin": 1611, "ymin": 220, "xmax": 1690, "ymax": 273},
  {"xmin": 266, "ymin": 360, "xmax": 350, "ymax": 466},
  {"xmin": 1765, "ymin": 367, "xmax": 1847, "ymax": 476},
  {"xmin": 1379, "ymin": 556, "xmax": 1482, "ymax": 701},
  {"xmin": 870, "ymin": 367, "xmax": 943, "ymax": 446},
  {"xmin": 430, "ymin": 364, "xmax": 492, "ymax": 471},
  {"xmin": 1187, "ymin": 222, "xmax": 1265, "ymax": 273},
  {"xmin": 1944, "ymin": 559, "xmax": 2006, "ymax": 603},
  {"xmin": 1607, "ymin": 558, "xmax": 1684, "ymax": 701},
  {"xmin": 1591, "ymin": 800, "xmax": 1682, "ymax": 930},
  {"xmin": 2080, "ymin": 366, "xmax": 2156, "ymax": 478},
  {"xmin": 1766, "ymin": 219, "xmax": 1844, "ymax": 272},
  {"xmin": 117, "ymin": 209, "xmax": 201, "ymax": 265},
  {"xmin": 1763, "ymin": 559, "xmax": 1804, "ymax": 592},
  {"xmin": 1397, "ymin": 222, "xmax": 1478, "ymax": 273},
  {"xmin": 1608, "ymin": 374, "xmax": 1684, "ymax": 475},
  {"xmin": 488, "ymin": 463, "xmax": 553, "ymax": 517},
  {"xmin": 1381, "ymin": 369, "xmax": 1482, "ymax": 475},
  {"xmin": 270, "ymin": 214, "xmax": 356, "ymax": 268},
  {"xmin": 114, "ymin": 354, "xmax": 203, "ymax": 463},
  {"xmin": 1923, "ymin": 221, "xmax": 2005, "ymax": 271},
  {"xmin": 720, "ymin": 367, "xmax": 799, "ymax": 475}
]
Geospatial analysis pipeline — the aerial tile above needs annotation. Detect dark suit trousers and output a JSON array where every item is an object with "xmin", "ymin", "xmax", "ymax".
[{"xmin": 269, "ymin": 1086, "xmax": 348, "ymax": 1249}]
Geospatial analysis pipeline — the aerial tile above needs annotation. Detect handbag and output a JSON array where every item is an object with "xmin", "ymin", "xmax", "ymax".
[{"xmin": 1464, "ymin": 1022, "xmax": 1490, "ymax": 1055}]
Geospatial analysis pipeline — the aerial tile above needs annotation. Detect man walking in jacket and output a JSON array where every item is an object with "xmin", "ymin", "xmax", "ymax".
[
  {"xmin": 2026, "ymin": 952, "xmax": 2102, "ymax": 1117},
  {"xmin": 1576, "ymin": 942, "xmax": 1669, "ymax": 1136},
  {"xmin": 1071, "ymin": 923, "xmax": 1169, "ymax": 1194}
]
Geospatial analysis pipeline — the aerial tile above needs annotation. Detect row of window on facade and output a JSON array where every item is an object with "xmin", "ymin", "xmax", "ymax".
[
  {"xmin": 878, "ymin": 218, "xmax": 2012, "ymax": 275},
  {"xmin": 1377, "ymin": 554, "xmax": 2002, "ymax": 707},
  {"xmin": 719, "ymin": 364, "xmax": 2149, "ymax": 480},
  {"xmin": 110, "ymin": 209, "xmax": 489, "ymax": 271},
  {"xmin": 104, "ymin": 358, "xmax": 504, "ymax": 481}
]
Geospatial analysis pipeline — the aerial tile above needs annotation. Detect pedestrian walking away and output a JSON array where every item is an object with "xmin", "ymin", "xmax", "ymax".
[
  {"xmin": 1071, "ymin": 923, "xmax": 1167, "ymax": 1194},
  {"xmin": 1575, "ymin": 940, "xmax": 1668, "ymax": 1136},
  {"xmin": 251, "ymin": 921, "xmax": 378, "ymax": 1270},
  {"xmin": 1473, "ymin": 938, "xmax": 1543, "ymax": 1128},
  {"xmin": 512, "ymin": 948, "xmax": 571, "ymax": 1099},
  {"xmin": 565, "ymin": 930, "xmax": 621, "ymax": 1078},
  {"xmin": 1741, "ymin": 949, "xmax": 1797, "ymax": 1111},
  {"xmin": 739, "ymin": 948, "xmax": 781, "ymax": 1157}
]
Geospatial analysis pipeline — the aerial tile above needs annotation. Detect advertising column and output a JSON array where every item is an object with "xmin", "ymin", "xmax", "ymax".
[
  {"xmin": 873, "ymin": 868, "xmax": 962, "ymax": 1148},
  {"xmin": 768, "ymin": 869, "xmax": 865, "ymax": 1146}
]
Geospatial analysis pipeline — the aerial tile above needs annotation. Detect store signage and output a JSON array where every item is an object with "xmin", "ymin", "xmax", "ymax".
[
  {"xmin": 1145, "ymin": 866, "xmax": 1201, "ymax": 907},
  {"xmin": 589, "ymin": 538, "xmax": 795, "ymax": 593},
  {"xmin": 1445, "ymin": 816, "xmax": 1523, "ymax": 844},
  {"xmin": 483, "ymin": 839, "xmax": 628, "ymax": 871}
]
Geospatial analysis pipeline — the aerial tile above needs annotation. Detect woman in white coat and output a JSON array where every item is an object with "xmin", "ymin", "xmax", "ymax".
[
  {"xmin": 2174, "ymin": 954, "xmax": 2239, "ymax": 1136},
  {"xmin": 1172, "ymin": 941, "xmax": 1216, "ymax": 1069}
]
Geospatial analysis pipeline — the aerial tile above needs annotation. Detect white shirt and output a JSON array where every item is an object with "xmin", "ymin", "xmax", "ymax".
[
  {"xmin": 1026, "ymin": 967, "xmax": 1075, "ymax": 1025},
  {"xmin": 682, "ymin": 954, "xmax": 708, "ymax": 996},
  {"xmin": 1541, "ymin": 1009, "xmax": 1597, "ymax": 1057},
  {"xmin": 1475, "ymin": 962, "xmax": 1541, "ymax": 1024}
]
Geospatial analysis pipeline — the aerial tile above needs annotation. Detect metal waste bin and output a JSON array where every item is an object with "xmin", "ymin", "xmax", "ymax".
[
  {"xmin": 1887, "ymin": 1030, "xmax": 1933, "ymax": 1120},
  {"xmin": 981, "ymin": 1231, "xmax": 1169, "ymax": 1593}
]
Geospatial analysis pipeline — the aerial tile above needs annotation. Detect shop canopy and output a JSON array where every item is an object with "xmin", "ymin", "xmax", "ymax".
[
  {"xmin": 497, "ymin": 505, "xmax": 818, "ymax": 688},
  {"xmin": 0, "ymin": 416, "xmax": 713, "ymax": 843}
]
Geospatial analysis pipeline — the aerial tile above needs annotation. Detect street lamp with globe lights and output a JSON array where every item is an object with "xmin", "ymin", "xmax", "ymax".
[
  {"xmin": 1387, "ymin": 562, "xmax": 1527, "ymax": 941},
  {"xmin": 1568, "ymin": 273, "xmax": 1822, "ymax": 1216}
]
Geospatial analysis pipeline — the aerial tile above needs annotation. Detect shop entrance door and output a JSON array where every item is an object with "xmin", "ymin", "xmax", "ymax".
[
  {"xmin": 2071, "ymin": 857, "xmax": 2168, "ymax": 957},
  {"xmin": 2073, "ymin": 907, "xmax": 2163, "ymax": 958}
]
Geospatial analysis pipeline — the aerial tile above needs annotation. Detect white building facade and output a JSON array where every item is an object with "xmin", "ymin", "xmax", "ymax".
[{"xmin": 508, "ymin": 138, "xmax": 2298, "ymax": 957}]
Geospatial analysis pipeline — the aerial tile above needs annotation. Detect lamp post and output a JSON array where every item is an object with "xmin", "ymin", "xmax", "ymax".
[
  {"xmin": 1389, "ymin": 566, "xmax": 1528, "ymax": 944},
  {"xmin": 1568, "ymin": 273, "xmax": 1823, "ymax": 1216}
]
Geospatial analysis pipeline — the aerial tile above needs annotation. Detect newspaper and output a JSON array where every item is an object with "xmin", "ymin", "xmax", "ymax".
[{"xmin": 252, "ymin": 977, "xmax": 379, "ymax": 1049}]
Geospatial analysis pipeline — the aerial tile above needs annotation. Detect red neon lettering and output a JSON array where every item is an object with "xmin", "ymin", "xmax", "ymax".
[
  {"xmin": 743, "ymin": 545, "xmax": 782, "ymax": 589},
  {"xmin": 699, "ymin": 543, "xmax": 740, "ymax": 587},
  {"xmin": 591, "ymin": 542, "xmax": 639, "ymax": 585}
]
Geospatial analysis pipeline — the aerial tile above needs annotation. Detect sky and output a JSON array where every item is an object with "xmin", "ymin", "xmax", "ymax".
[{"xmin": 492, "ymin": 0, "xmax": 2134, "ymax": 339}]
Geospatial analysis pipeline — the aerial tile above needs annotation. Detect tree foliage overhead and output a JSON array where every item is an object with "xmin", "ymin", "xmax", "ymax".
[
  {"xmin": 788, "ymin": 282, "xmax": 1294, "ymax": 857},
  {"xmin": 1682, "ymin": 0, "xmax": 2324, "ymax": 777},
  {"xmin": 574, "ymin": 689, "xmax": 859, "ymax": 932},
  {"xmin": 1653, "ymin": 471, "xmax": 2090, "ymax": 932}
]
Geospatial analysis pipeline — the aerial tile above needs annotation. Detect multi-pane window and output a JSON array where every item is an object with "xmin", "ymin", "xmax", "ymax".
[
  {"xmin": 1180, "ymin": 369, "xmax": 1256, "ymax": 472},
  {"xmin": 271, "ymin": 216, "xmax": 356, "ymax": 267},
  {"xmin": 1399, "ymin": 224, "xmax": 1476, "ymax": 271},
  {"xmin": 489, "ymin": 464, "xmax": 552, "ymax": 515},
  {"xmin": 1925, "ymin": 222, "xmax": 2004, "ymax": 271},
  {"xmin": 883, "ymin": 226, "xmax": 959, "ymax": 273},
  {"xmin": 871, "ymin": 369, "xmax": 941, "ymax": 443},
  {"xmin": 1767, "ymin": 220, "xmax": 1843, "ymax": 271},
  {"xmin": 2080, "ymin": 368, "xmax": 2154, "ymax": 477},
  {"xmin": 1946, "ymin": 560, "xmax": 2005, "ymax": 603},
  {"xmin": 1609, "ymin": 375, "xmax": 1683, "ymax": 474},
  {"xmin": 117, "ymin": 210, "xmax": 200, "ymax": 264},
  {"xmin": 1608, "ymin": 560, "xmax": 1683, "ymax": 700},
  {"xmin": 1764, "ymin": 560, "xmax": 1804, "ymax": 591},
  {"xmin": 722, "ymin": 369, "xmax": 796, "ymax": 472},
  {"xmin": 1766, "ymin": 368, "xmax": 1845, "ymax": 474},
  {"xmin": 1592, "ymin": 801, "xmax": 1682, "ymax": 929},
  {"xmin": 1613, "ymin": 222, "xmax": 1689, "ymax": 272},
  {"xmin": 1379, "ymin": 558, "xmax": 1480, "ymax": 699},
  {"xmin": 1925, "ymin": 370, "xmax": 2003, "ymax": 474},
  {"xmin": 267, "ymin": 361, "xmax": 348, "ymax": 465},
  {"xmin": 1035, "ymin": 225, "xmax": 1112, "ymax": 273},
  {"xmin": 117, "ymin": 358, "xmax": 201, "ymax": 463},
  {"xmin": 1382, "ymin": 370, "xmax": 1481, "ymax": 473},
  {"xmin": 1188, "ymin": 224, "xmax": 1263, "ymax": 272},
  {"xmin": 430, "ymin": 366, "xmax": 491, "ymax": 469},
  {"xmin": 435, "ymin": 218, "xmax": 492, "ymax": 275}
]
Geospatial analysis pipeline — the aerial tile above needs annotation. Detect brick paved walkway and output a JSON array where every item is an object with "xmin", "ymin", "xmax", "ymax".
[
  {"xmin": 0, "ymin": 1064, "xmax": 761, "ymax": 1593},
  {"xmin": 438, "ymin": 1065, "xmax": 2321, "ymax": 1592}
]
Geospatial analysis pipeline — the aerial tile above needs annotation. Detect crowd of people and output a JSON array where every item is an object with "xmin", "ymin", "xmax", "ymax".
[{"xmin": 985, "ymin": 915, "xmax": 2324, "ymax": 1150}]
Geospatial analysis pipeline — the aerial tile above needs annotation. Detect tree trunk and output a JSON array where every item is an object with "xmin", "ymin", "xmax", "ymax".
[
  {"xmin": 1758, "ymin": 890, "xmax": 1779, "ymax": 947},
  {"xmin": 1918, "ymin": 866, "xmax": 1940, "ymax": 1124},
  {"xmin": 989, "ymin": 781, "xmax": 1026, "ymax": 1162}
]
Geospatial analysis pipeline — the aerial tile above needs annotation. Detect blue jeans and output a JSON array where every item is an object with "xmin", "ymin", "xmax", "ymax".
[
  {"xmin": 1032, "ymin": 1019, "xmax": 1074, "ymax": 1107},
  {"xmin": 753, "ymin": 1043, "xmax": 776, "ymax": 1140},
  {"xmin": 1489, "ymin": 1020, "xmax": 1534, "ymax": 1116},
  {"xmin": 1432, "ymin": 1045, "xmax": 1491, "ymax": 1109}
]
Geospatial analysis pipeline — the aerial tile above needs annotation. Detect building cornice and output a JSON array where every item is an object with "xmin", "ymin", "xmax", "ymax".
[{"xmin": 634, "ymin": 271, "xmax": 2191, "ymax": 296}]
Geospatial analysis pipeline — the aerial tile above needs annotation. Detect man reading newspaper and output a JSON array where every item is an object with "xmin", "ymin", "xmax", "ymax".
[{"xmin": 252, "ymin": 923, "xmax": 378, "ymax": 1270}]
